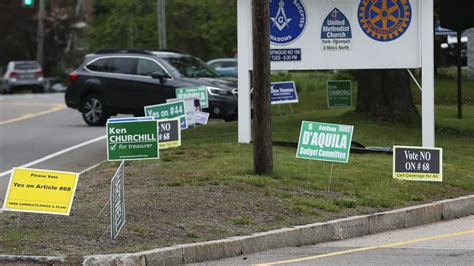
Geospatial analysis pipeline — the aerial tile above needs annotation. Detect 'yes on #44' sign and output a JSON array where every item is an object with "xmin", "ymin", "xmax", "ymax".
[{"xmin": 296, "ymin": 121, "xmax": 354, "ymax": 163}]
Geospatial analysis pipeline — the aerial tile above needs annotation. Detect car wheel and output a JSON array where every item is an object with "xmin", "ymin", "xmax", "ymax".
[{"xmin": 80, "ymin": 94, "xmax": 109, "ymax": 126}]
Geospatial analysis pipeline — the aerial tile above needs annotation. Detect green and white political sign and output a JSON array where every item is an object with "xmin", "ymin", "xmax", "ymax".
[
  {"xmin": 144, "ymin": 101, "xmax": 187, "ymax": 130},
  {"xmin": 176, "ymin": 87, "xmax": 209, "ymax": 108},
  {"xmin": 296, "ymin": 121, "xmax": 354, "ymax": 163},
  {"xmin": 111, "ymin": 160, "xmax": 125, "ymax": 239},
  {"xmin": 327, "ymin": 80, "xmax": 352, "ymax": 108},
  {"xmin": 107, "ymin": 120, "xmax": 159, "ymax": 161}
]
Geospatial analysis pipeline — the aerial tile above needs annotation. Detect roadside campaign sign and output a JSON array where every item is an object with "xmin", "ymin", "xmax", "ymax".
[
  {"xmin": 296, "ymin": 121, "xmax": 354, "ymax": 163},
  {"xmin": 157, "ymin": 118, "xmax": 181, "ymax": 149},
  {"xmin": 175, "ymin": 87, "xmax": 209, "ymax": 108},
  {"xmin": 107, "ymin": 119, "xmax": 159, "ymax": 161},
  {"xmin": 144, "ymin": 101, "xmax": 188, "ymax": 130},
  {"xmin": 393, "ymin": 146, "xmax": 443, "ymax": 182},
  {"xmin": 167, "ymin": 97, "xmax": 197, "ymax": 127},
  {"xmin": 271, "ymin": 81, "xmax": 299, "ymax": 105},
  {"xmin": 111, "ymin": 161, "xmax": 125, "ymax": 239},
  {"xmin": 195, "ymin": 111, "xmax": 210, "ymax": 125},
  {"xmin": 327, "ymin": 80, "xmax": 352, "ymax": 108},
  {"xmin": 2, "ymin": 168, "xmax": 79, "ymax": 215}
]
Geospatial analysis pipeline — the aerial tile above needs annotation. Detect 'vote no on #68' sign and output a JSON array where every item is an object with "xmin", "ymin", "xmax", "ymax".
[
  {"xmin": 296, "ymin": 121, "xmax": 354, "ymax": 163},
  {"xmin": 393, "ymin": 146, "xmax": 443, "ymax": 182},
  {"xmin": 107, "ymin": 120, "xmax": 159, "ymax": 161}
]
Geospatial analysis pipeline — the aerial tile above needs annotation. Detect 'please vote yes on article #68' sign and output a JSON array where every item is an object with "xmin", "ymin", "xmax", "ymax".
[
  {"xmin": 296, "ymin": 121, "xmax": 354, "ymax": 163},
  {"xmin": 2, "ymin": 168, "xmax": 79, "ymax": 215}
]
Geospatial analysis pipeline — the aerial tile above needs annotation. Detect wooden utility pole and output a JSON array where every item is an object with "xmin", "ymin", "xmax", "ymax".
[
  {"xmin": 36, "ymin": 0, "xmax": 45, "ymax": 67},
  {"xmin": 456, "ymin": 32, "xmax": 463, "ymax": 119},
  {"xmin": 252, "ymin": 0, "xmax": 273, "ymax": 175},
  {"xmin": 157, "ymin": 0, "xmax": 167, "ymax": 50}
]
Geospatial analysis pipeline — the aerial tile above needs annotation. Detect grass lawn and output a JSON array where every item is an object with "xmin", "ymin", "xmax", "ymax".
[{"xmin": 0, "ymin": 73, "xmax": 473, "ymax": 259}]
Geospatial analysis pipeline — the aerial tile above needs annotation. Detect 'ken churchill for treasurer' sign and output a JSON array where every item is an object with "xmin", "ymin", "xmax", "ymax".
[
  {"xmin": 296, "ymin": 121, "xmax": 354, "ymax": 163},
  {"xmin": 107, "ymin": 119, "xmax": 159, "ymax": 161}
]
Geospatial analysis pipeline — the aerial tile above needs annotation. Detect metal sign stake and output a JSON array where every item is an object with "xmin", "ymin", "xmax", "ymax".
[{"xmin": 328, "ymin": 163, "xmax": 334, "ymax": 192}]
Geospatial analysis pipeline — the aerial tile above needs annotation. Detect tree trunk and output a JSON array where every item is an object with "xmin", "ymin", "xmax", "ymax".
[
  {"xmin": 357, "ymin": 69, "xmax": 419, "ymax": 121},
  {"xmin": 252, "ymin": 0, "xmax": 272, "ymax": 175}
]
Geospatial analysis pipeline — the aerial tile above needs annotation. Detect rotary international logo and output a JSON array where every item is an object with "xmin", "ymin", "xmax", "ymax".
[
  {"xmin": 358, "ymin": 0, "xmax": 412, "ymax": 42},
  {"xmin": 270, "ymin": 0, "xmax": 307, "ymax": 45}
]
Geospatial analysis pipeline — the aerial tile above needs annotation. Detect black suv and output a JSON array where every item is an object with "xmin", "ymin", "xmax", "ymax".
[{"xmin": 65, "ymin": 49, "xmax": 238, "ymax": 126}]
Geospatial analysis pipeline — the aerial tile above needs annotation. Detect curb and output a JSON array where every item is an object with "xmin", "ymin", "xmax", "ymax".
[{"xmin": 82, "ymin": 194, "xmax": 474, "ymax": 265}]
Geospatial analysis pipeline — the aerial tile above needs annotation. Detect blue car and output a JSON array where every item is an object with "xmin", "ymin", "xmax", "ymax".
[{"xmin": 207, "ymin": 58, "xmax": 237, "ymax": 78}]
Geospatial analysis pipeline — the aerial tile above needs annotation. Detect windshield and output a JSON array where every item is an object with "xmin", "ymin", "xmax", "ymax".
[{"xmin": 162, "ymin": 56, "xmax": 219, "ymax": 78}]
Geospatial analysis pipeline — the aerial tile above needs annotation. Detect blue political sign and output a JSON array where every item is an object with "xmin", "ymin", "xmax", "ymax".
[
  {"xmin": 271, "ymin": 81, "xmax": 298, "ymax": 105},
  {"xmin": 270, "ymin": 0, "xmax": 307, "ymax": 45}
]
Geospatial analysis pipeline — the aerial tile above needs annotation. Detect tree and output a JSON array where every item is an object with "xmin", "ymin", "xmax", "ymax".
[
  {"xmin": 356, "ymin": 69, "xmax": 419, "ymax": 121},
  {"xmin": 87, "ymin": 0, "xmax": 237, "ymax": 60}
]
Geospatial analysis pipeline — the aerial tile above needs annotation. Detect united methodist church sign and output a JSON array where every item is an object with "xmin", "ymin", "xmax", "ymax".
[{"xmin": 238, "ymin": 0, "xmax": 435, "ymax": 148}]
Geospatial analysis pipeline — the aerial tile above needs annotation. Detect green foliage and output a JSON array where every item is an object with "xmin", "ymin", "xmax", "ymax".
[{"xmin": 87, "ymin": 0, "xmax": 237, "ymax": 60}]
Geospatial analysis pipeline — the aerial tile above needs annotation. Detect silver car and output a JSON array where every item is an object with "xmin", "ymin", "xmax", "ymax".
[{"xmin": 2, "ymin": 61, "xmax": 45, "ymax": 94}]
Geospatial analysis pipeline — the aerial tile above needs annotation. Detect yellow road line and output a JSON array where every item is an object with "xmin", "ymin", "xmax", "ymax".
[
  {"xmin": 0, "ymin": 104, "xmax": 66, "ymax": 126},
  {"xmin": 0, "ymin": 102, "xmax": 63, "ymax": 107},
  {"xmin": 256, "ymin": 229, "xmax": 474, "ymax": 266}
]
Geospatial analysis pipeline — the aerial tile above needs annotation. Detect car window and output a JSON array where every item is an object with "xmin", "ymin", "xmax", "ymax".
[
  {"xmin": 107, "ymin": 58, "xmax": 137, "ymax": 75},
  {"xmin": 136, "ymin": 59, "xmax": 165, "ymax": 76},
  {"xmin": 14, "ymin": 62, "xmax": 40, "ymax": 70},
  {"xmin": 210, "ymin": 62, "xmax": 223, "ymax": 68},
  {"xmin": 162, "ymin": 56, "xmax": 219, "ymax": 78},
  {"xmin": 221, "ymin": 61, "xmax": 236, "ymax": 68},
  {"xmin": 86, "ymin": 58, "xmax": 108, "ymax": 72}
]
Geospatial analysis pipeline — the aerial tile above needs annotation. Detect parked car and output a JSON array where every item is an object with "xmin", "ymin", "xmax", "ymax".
[
  {"xmin": 2, "ymin": 61, "xmax": 45, "ymax": 94},
  {"xmin": 207, "ymin": 58, "xmax": 237, "ymax": 78},
  {"xmin": 65, "ymin": 49, "xmax": 238, "ymax": 126}
]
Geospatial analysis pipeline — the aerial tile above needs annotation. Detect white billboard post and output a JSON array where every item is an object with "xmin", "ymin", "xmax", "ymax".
[{"xmin": 238, "ymin": 0, "xmax": 435, "ymax": 147}]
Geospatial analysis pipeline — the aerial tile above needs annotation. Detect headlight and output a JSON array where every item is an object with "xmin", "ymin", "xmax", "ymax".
[{"xmin": 207, "ymin": 86, "xmax": 230, "ymax": 96}]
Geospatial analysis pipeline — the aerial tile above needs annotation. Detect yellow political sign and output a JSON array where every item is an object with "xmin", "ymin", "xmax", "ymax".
[{"xmin": 2, "ymin": 168, "xmax": 80, "ymax": 215}]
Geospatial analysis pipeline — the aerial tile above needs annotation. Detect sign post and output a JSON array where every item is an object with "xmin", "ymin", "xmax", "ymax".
[
  {"xmin": 238, "ymin": 0, "xmax": 436, "ymax": 148},
  {"xmin": 110, "ymin": 161, "xmax": 125, "ymax": 239}
]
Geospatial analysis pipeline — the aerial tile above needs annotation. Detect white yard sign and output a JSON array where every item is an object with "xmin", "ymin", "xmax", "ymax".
[{"xmin": 238, "ymin": 0, "xmax": 434, "ymax": 147}]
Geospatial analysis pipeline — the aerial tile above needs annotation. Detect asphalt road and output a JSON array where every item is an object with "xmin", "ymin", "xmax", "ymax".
[
  {"xmin": 0, "ymin": 93, "xmax": 107, "ymax": 202},
  {"xmin": 193, "ymin": 215, "xmax": 474, "ymax": 266}
]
